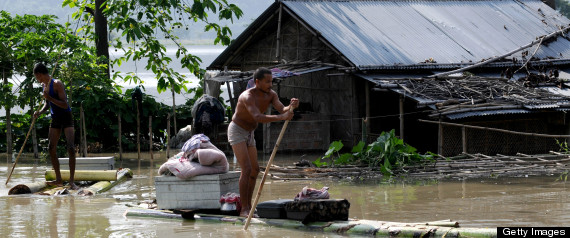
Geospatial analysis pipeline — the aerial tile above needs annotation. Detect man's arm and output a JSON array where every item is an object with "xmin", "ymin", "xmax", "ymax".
[
  {"xmin": 244, "ymin": 94, "xmax": 290, "ymax": 123},
  {"xmin": 272, "ymin": 92, "xmax": 299, "ymax": 114},
  {"xmin": 34, "ymin": 99, "xmax": 49, "ymax": 119}
]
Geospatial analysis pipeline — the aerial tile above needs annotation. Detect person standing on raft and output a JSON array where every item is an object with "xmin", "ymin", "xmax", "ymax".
[
  {"xmin": 33, "ymin": 63, "xmax": 79, "ymax": 190},
  {"xmin": 228, "ymin": 67, "xmax": 299, "ymax": 218}
]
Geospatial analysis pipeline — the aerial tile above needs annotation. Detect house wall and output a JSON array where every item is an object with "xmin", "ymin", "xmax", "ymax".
[
  {"xmin": 229, "ymin": 12, "xmax": 347, "ymax": 71},
  {"xmin": 440, "ymin": 113, "xmax": 567, "ymax": 156},
  {"xmin": 262, "ymin": 70, "xmax": 359, "ymax": 152}
]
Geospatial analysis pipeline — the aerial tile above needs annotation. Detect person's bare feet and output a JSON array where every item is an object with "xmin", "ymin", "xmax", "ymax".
[
  {"xmin": 46, "ymin": 180, "xmax": 63, "ymax": 187},
  {"xmin": 239, "ymin": 209, "xmax": 259, "ymax": 218},
  {"xmin": 69, "ymin": 182, "xmax": 80, "ymax": 190}
]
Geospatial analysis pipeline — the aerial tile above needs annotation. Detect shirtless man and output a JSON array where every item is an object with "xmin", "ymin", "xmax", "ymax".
[
  {"xmin": 228, "ymin": 67, "xmax": 298, "ymax": 217},
  {"xmin": 33, "ymin": 63, "xmax": 79, "ymax": 190}
]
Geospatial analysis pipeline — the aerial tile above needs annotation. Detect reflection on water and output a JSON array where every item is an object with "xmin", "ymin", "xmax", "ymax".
[{"xmin": 1, "ymin": 152, "xmax": 569, "ymax": 237}]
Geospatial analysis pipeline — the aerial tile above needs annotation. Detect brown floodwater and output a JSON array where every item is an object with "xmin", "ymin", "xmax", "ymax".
[{"xmin": 1, "ymin": 152, "xmax": 569, "ymax": 237}]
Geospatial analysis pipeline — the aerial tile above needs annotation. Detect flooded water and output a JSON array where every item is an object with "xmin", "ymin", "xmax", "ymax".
[{"xmin": 1, "ymin": 153, "xmax": 569, "ymax": 237}]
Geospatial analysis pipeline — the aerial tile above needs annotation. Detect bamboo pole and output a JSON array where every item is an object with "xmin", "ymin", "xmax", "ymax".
[
  {"xmin": 80, "ymin": 103, "xmax": 87, "ymax": 157},
  {"xmin": 275, "ymin": 4, "xmax": 282, "ymax": 60},
  {"xmin": 8, "ymin": 181, "xmax": 47, "ymax": 195},
  {"xmin": 166, "ymin": 113, "xmax": 171, "ymax": 158},
  {"xmin": 365, "ymin": 81, "xmax": 370, "ymax": 136},
  {"xmin": 3, "ymin": 70, "xmax": 12, "ymax": 162},
  {"xmin": 118, "ymin": 113, "xmax": 122, "ymax": 161},
  {"xmin": 462, "ymin": 126, "xmax": 467, "ymax": 153},
  {"xmin": 79, "ymin": 168, "xmax": 133, "ymax": 195},
  {"xmin": 45, "ymin": 170, "xmax": 117, "ymax": 181},
  {"xmin": 399, "ymin": 95, "xmax": 404, "ymax": 140},
  {"xmin": 171, "ymin": 86, "xmax": 177, "ymax": 136},
  {"xmin": 137, "ymin": 102, "xmax": 140, "ymax": 160},
  {"xmin": 6, "ymin": 116, "xmax": 37, "ymax": 185},
  {"xmin": 126, "ymin": 210, "xmax": 497, "ymax": 237},
  {"xmin": 419, "ymin": 119, "xmax": 570, "ymax": 138},
  {"xmin": 149, "ymin": 116, "xmax": 153, "ymax": 161},
  {"xmin": 244, "ymin": 109, "xmax": 294, "ymax": 230}
]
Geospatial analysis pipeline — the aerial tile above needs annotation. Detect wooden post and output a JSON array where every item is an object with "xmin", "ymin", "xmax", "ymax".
[
  {"xmin": 275, "ymin": 4, "xmax": 283, "ymax": 60},
  {"xmin": 4, "ymin": 70, "xmax": 12, "ymax": 162},
  {"xmin": 365, "ymin": 81, "xmax": 370, "ymax": 135},
  {"xmin": 149, "ymin": 116, "xmax": 153, "ymax": 161},
  {"xmin": 81, "ymin": 103, "xmax": 87, "ymax": 157},
  {"xmin": 28, "ymin": 80, "xmax": 38, "ymax": 159},
  {"xmin": 118, "ymin": 113, "xmax": 122, "ymax": 161},
  {"xmin": 32, "ymin": 115, "xmax": 38, "ymax": 158},
  {"xmin": 166, "ymin": 113, "xmax": 171, "ymax": 158},
  {"xmin": 438, "ymin": 119, "xmax": 443, "ymax": 155},
  {"xmin": 399, "ymin": 95, "xmax": 404, "ymax": 141},
  {"xmin": 361, "ymin": 118, "xmax": 367, "ymax": 143},
  {"xmin": 171, "ymin": 86, "xmax": 177, "ymax": 136},
  {"xmin": 226, "ymin": 81, "xmax": 235, "ymax": 115},
  {"xmin": 136, "ymin": 103, "xmax": 140, "ymax": 160},
  {"xmin": 462, "ymin": 126, "xmax": 467, "ymax": 153},
  {"xmin": 79, "ymin": 104, "xmax": 84, "ymax": 156}
]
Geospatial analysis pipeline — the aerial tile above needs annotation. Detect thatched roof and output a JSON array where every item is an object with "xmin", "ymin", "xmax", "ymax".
[{"xmin": 373, "ymin": 75, "xmax": 570, "ymax": 119}]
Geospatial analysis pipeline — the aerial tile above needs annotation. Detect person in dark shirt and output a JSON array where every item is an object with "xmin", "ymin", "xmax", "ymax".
[{"xmin": 33, "ymin": 63, "xmax": 78, "ymax": 190}]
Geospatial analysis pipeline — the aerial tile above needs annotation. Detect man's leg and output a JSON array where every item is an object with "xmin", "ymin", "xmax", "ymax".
[
  {"xmin": 63, "ymin": 126, "xmax": 78, "ymax": 190},
  {"xmin": 232, "ymin": 141, "xmax": 253, "ymax": 217},
  {"xmin": 46, "ymin": 127, "xmax": 63, "ymax": 186},
  {"xmin": 246, "ymin": 145, "xmax": 259, "ymax": 216}
]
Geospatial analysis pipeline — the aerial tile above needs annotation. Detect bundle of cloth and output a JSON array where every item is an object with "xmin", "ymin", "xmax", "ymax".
[
  {"xmin": 294, "ymin": 186, "xmax": 330, "ymax": 201},
  {"xmin": 158, "ymin": 134, "xmax": 229, "ymax": 179}
]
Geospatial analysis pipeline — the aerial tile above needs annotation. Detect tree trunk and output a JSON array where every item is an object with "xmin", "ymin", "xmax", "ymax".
[{"xmin": 94, "ymin": 0, "xmax": 110, "ymax": 78}]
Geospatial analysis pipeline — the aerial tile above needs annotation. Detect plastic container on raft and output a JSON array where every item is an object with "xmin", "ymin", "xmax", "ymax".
[
  {"xmin": 256, "ymin": 199, "xmax": 294, "ymax": 219},
  {"xmin": 154, "ymin": 171, "xmax": 240, "ymax": 210}
]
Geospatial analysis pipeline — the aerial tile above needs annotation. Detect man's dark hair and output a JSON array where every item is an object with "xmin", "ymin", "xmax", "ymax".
[
  {"xmin": 254, "ymin": 67, "xmax": 272, "ymax": 81},
  {"xmin": 33, "ymin": 63, "xmax": 49, "ymax": 75}
]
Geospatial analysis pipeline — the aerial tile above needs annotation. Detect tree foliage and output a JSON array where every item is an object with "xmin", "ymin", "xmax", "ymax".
[
  {"xmin": 63, "ymin": 0, "xmax": 243, "ymax": 94},
  {"xmin": 557, "ymin": 0, "xmax": 570, "ymax": 19}
]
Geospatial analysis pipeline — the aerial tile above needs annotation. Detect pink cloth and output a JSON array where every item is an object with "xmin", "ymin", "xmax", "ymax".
[
  {"xmin": 158, "ymin": 142, "xmax": 229, "ymax": 179},
  {"xmin": 294, "ymin": 186, "xmax": 330, "ymax": 201}
]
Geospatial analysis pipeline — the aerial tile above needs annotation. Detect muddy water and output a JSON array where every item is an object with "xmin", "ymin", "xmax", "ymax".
[{"xmin": 1, "ymin": 153, "xmax": 569, "ymax": 237}]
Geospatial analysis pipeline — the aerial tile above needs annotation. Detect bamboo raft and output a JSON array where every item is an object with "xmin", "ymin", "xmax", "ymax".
[
  {"xmin": 124, "ymin": 208, "xmax": 497, "ymax": 237},
  {"xmin": 8, "ymin": 168, "xmax": 133, "ymax": 196},
  {"xmin": 261, "ymin": 152, "xmax": 570, "ymax": 180}
]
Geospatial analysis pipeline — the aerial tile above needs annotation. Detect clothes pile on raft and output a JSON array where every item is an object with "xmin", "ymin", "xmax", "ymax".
[{"xmin": 158, "ymin": 134, "xmax": 229, "ymax": 179}]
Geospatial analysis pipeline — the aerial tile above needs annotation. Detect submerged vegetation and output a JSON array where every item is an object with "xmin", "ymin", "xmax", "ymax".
[{"xmin": 314, "ymin": 130, "xmax": 436, "ymax": 176}]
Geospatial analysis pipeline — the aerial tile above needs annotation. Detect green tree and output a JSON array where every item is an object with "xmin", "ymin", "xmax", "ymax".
[
  {"xmin": 557, "ymin": 0, "xmax": 570, "ymax": 18},
  {"xmin": 63, "ymin": 0, "xmax": 243, "ymax": 94}
]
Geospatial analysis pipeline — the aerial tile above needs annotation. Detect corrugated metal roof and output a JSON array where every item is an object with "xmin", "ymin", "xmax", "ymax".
[
  {"xmin": 283, "ymin": 0, "xmax": 570, "ymax": 70},
  {"xmin": 446, "ymin": 109, "xmax": 531, "ymax": 120}
]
